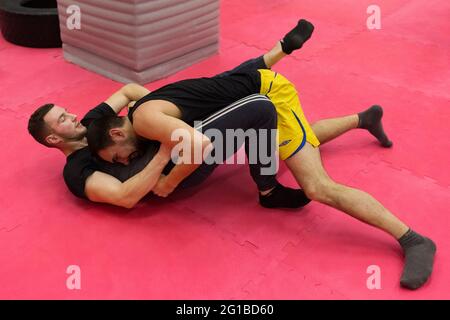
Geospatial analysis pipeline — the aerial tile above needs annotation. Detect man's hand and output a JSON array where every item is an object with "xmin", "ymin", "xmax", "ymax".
[
  {"xmin": 152, "ymin": 174, "xmax": 177, "ymax": 198},
  {"xmin": 151, "ymin": 144, "xmax": 177, "ymax": 197}
]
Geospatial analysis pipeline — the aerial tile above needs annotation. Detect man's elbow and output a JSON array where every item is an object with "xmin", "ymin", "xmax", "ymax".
[
  {"xmin": 123, "ymin": 82, "xmax": 138, "ymax": 90},
  {"xmin": 121, "ymin": 83, "xmax": 137, "ymax": 97},
  {"xmin": 117, "ymin": 197, "xmax": 138, "ymax": 209},
  {"xmin": 105, "ymin": 191, "xmax": 138, "ymax": 209},
  {"xmin": 121, "ymin": 202, "xmax": 136, "ymax": 210},
  {"xmin": 122, "ymin": 83, "xmax": 150, "ymax": 101}
]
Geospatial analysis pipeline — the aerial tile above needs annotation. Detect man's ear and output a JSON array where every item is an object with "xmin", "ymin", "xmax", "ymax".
[
  {"xmin": 45, "ymin": 134, "xmax": 62, "ymax": 146},
  {"xmin": 109, "ymin": 128, "xmax": 126, "ymax": 142}
]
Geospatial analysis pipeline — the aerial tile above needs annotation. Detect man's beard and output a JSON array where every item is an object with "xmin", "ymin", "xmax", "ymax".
[{"xmin": 63, "ymin": 127, "xmax": 87, "ymax": 142}]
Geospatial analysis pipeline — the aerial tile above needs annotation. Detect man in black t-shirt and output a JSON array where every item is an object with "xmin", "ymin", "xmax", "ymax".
[{"xmin": 28, "ymin": 83, "xmax": 173, "ymax": 207}]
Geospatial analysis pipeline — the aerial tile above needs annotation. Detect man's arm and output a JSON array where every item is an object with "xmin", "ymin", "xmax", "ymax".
[
  {"xmin": 105, "ymin": 83, "xmax": 150, "ymax": 114},
  {"xmin": 132, "ymin": 105, "xmax": 212, "ymax": 196},
  {"xmin": 84, "ymin": 146, "xmax": 171, "ymax": 208}
]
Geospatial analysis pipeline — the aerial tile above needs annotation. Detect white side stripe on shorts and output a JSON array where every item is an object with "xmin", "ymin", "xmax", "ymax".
[
  {"xmin": 198, "ymin": 94, "xmax": 266, "ymax": 124},
  {"xmin": 194, "ymin": 94, "xmax": 270, "ymax": 130}
]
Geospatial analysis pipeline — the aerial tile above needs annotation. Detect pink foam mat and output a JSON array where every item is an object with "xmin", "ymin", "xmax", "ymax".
[{"xmin": 0, "ymin": 0, "xmax": 448, "ymax": 299}]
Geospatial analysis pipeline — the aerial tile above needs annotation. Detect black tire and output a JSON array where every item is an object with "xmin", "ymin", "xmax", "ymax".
[{"xmin": 0, "ymin": 0, "xmax": 61, "ymax": 48}]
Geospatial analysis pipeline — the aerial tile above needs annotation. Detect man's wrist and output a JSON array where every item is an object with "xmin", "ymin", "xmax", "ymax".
[
  {"xmin": 153, "ymin": 152, "xmax": 171, "ymax": 165},
  {"xmin": 163, "ymin": 175, "xmax": 180, "ymax": 190}
]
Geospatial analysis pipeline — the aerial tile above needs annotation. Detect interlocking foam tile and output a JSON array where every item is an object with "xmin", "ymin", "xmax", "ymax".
[
  {"xmin": 0, "ymin": 0, "xmax": 449, "ymax": 299},
  {"xmin": 0, "ymin": 126, "xmax": 284, "ymax": 299},
  {"xmin": 241, "ymin": 262, "xmax": 349, "ymax": 300},
  {"xmin": 169, "ymin": 164, "xmax": 317, "ymax": 258},
  {"xmin": 0, "ymin": 188, "xmax": 272, "ymax": 299},
  {"xmin": 323, "ymin": 35, "xmax": 449, "ymax": 99},
  {"xmin": 22, "ymin": 78, "xmax": 132, "ymax": 117},
  {"xmin": 383, "ymin": 0, "xmax": 450, "ymax": 47},
  {"xmin": 221, "ymin": 0, "xmax": 412, "ymax": 30},
  {"xmin": 280, "ymin": 162, "xmax": 450, "ymax": 299},
  {"xmin": 0, "ymin": 51, "xmax": 108, "ymax": 110}
]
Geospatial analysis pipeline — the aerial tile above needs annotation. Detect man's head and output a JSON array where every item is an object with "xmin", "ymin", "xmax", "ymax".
[
  {"xmin": 28, "ymin": 104, "xmax": 87, "ymax": 148},
  {"xmin": 87, "ymin": 116, "xmax": 141, "ymax": 165}
]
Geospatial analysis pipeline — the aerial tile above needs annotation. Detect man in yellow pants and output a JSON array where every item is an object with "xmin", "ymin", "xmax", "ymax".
[{"xmin": 259, "ymin": 68, "xmax": 321, "ymax": 160}]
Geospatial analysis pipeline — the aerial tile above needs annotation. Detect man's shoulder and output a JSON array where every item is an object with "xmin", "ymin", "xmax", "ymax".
[
  {"xmin": 63, "ymin": 147, "xmax": 99, "ymax": 198},
  {"xmin": 64, "ymin": 147, "xmax": 99, "ymax": 176},
  {"xmin": 80, "ymin": 102, "xmax": 115, "ymax": 127}
]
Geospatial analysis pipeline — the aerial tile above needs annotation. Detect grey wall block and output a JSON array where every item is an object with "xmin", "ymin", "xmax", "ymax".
[{"xmin": 57, "ymin": 0, "xmax": 220, "ymax": 84}]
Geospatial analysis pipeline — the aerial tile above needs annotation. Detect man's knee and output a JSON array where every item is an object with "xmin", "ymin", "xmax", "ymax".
[
  {"xmin": 254, "ymin": 99, "xmax": 277, "ymax": 124},
  {"xmin": 302, "ymin": 178, "xmax": 336, "ymax": 203}
]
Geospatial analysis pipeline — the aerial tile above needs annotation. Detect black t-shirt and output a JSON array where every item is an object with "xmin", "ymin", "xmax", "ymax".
[
  {"xmin": 128, "ymin": 71, "xmax": 260, "ymax": 125},
  {"xmin": 63, "ymin": 103, "xmax": 161, "ymax": 199}
]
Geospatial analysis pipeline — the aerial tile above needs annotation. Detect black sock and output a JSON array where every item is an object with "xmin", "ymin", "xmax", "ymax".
[
  {"xmin": 280, "ymin": 19, "xmax": 314, "ymax": 54},
  {"xmin": 358, "ymin": 105, "xmax": 393, "ymax": 148},
  {"xmin": 259, "ymin": 183, "xmax": 311, "ymax": 209},
  {"xmin": 398, "ymin": 229, "xmax": 436, "ymax": 290}
]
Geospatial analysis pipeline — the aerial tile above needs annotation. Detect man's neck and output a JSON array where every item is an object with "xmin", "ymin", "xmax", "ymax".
[{"xmin": 61, "ymin": 137, "xmax": 88, "ymax": 157}]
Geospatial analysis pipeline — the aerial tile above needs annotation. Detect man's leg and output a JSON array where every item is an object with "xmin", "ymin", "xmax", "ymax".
[
  {"xmin": 263, "ymin": 42, "xmax": 286, "ymax": 69},
  {"xmin": 310, "ymin": 114, "xmax": 358, "ymax": 145},
  {"xmin": 215, "ymin": 18, "xmax": 314, "ymax": 78},
  {"xmin": 263, "ymin": 19, "xmax": 315, "ymax": 67},
  {"xmin": 178, "ymin": 95, "xmax": 310, "ymax": 208},
  {"xmin": 310, "ymin": 105, "xmax": 393, "ymax": 147},
  {"xmin": 285, "ymin": 143, "xmax": 436, "ymax": 290}
]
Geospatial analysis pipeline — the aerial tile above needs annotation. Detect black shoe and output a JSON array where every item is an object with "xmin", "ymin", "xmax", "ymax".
[
  {"xmin": 280, "ymin": 19, "xmax": 315, "ymax": 54},
  {"xmin": 259, "ymin": 183, "xmax": 311, "ymax": 209}
]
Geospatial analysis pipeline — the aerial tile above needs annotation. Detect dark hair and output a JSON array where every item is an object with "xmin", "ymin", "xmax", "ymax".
[
  {"xmin": 87, "ymin": 116, "xmax": 125, "ymax": 155},
  {"xmin": 28, "ymin": 103, "xmax": 55, "ymax": 147}
]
